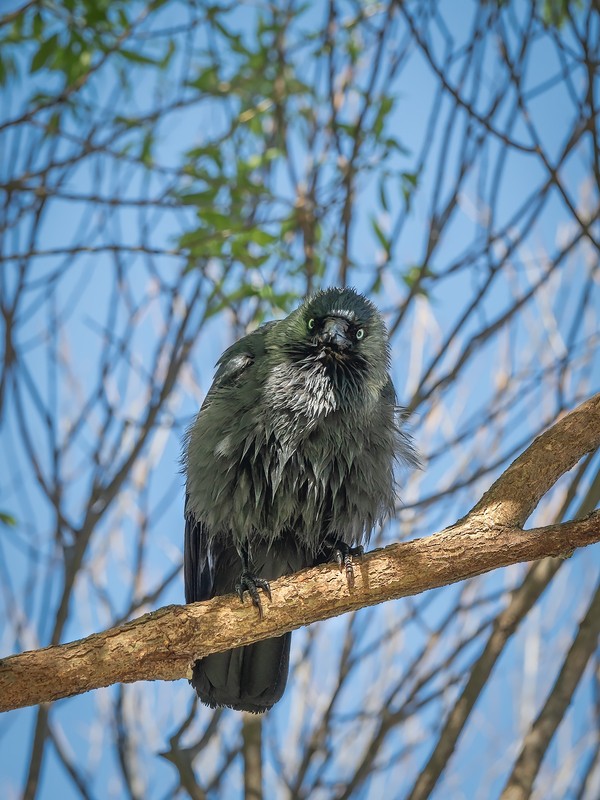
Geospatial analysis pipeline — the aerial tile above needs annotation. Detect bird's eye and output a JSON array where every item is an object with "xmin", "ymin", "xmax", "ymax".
[
  {"xmin": 355, "ymin": 328, "xmax": 365, "ymax": 340},
  {"xmin": 307, "ymin": 318, "xmax": 315, "ymax": 331}
]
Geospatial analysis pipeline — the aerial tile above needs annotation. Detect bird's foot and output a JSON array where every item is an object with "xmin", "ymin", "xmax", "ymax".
[
  {"xmin": 235, "ymin": 571, "xmax": 272, "ymax": 619},
  {"xmin": 330, "ymin": 542, "xmax": 364, "ymax": 585}
]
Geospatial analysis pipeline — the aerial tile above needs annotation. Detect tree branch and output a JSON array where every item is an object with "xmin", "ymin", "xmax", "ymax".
[
  {"xmin": 1, "ymin": 394, "xmax": 599, "ymax": 714},
  {"xmin": 470, "ymin": 393, "xmax": 600, "ymax": 527},
  {"xmin": 500, "ymin": 580, "xmax": 600, "ymax": 800},
  {"xmin": 0, "ymin": 511, "xmax": 597, "ymax": 714}
]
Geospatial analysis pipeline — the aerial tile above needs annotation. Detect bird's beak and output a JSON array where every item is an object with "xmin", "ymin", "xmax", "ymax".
[{"xmin": 319, "ymin": 317, "xmax": 351, "ymax": 350}]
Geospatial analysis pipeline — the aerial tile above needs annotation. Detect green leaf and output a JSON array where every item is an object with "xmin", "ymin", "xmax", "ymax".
[
  {"xmin": 29, "ymin": 91, "xmax": 54, "ymax": 107},
  {"xmin": 337, "ymin": 122, "xmax": 358, "ymax": 139},
  {"xmin": 32, "ymin": 11, "xmax": 44, "ymax": 39},
  {"xmin": 197, "ymin": 209, "xmax": 232, "ymax": 228},
  {"xmin": 248, "ymin": 229, "xmax": 278, "ymax": 247},
  {"xmin": 31, "ymin": 34, "xmax": 59, "ymax": 73},
  {"xmin": 179, "ymin": 227, "xmax": 228, "ymax": 251},
  {"xmin": 206, "ymin": 284, "xmax": 261, "ymax": 317},
  {"xmin": 373, "ymin": 95, "xmax": 393, "ymax": 137},
  {"xmin": 10, "ymin": 12, "xmax": 25, "ymax": 41},
  {"xmin": 400, "ymin": 170, "xmax": 420, "ymax": 210},
  {"xmin": 177, "ymin": 189, "xmax": 219, "ymax": 205},
  {"xmin": 378, "ymin": 178, "xmax": 389, "ymax": 212},
  {"xmin": 47, "ymin": 111, "xmax": 60, "ymax": 135},
  {"xmin": 117, "ymin": 9, "xmax": 129, "ymax": 30},
  {"xmin": 371, "ymin": 217, "xmax": 390, "ymax": 255},
  {"xmin": 119, "ymin": 48, "xmax": 160, "ymax": 66},
  {"xmin": 541, "ymin": 0, "xmax": 582, "ymax": 27},
  {"xmin": 159, "ymin": 40, "xmax": 176, "ymax": 70},
  {"xmin": 402, "ymin": 264, "xmax": 433, "ymax": 297},
  {"xmin": 115, "ymin": 115, "xmax": 139, "ymax": 129},
  {"xmin": 140, "ymin": 130, "xmax": 154, "ymax": 166},
  {"xmin": 0, "ymin": 511, "xmax": 16, "ymax": 528},
  {"xmin": 187, "ymin": 67, "xmax": 222, "ymax": 93},
  {"xmin": 383, "ymin": 137, "xmax": 410, "ymax": 155}
]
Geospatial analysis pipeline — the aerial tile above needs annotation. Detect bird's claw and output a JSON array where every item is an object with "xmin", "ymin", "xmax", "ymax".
[
  {"xmin": 331, "ymin": 542, "xmax": 364, "ymax": 584},
  {"xmin": 235, "ymin": 571, "xmax": 272, "ymax": 619}
]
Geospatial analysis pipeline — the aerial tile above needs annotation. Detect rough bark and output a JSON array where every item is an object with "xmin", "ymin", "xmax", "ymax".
[{"xmin": 1, "ymin": 394, "xmax": 599, "ymax": 714}]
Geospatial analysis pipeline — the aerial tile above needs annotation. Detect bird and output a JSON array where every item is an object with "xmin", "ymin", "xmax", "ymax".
[{"xmin": 183, "ymin": 286, "xmax": 417, "ymax": 712}]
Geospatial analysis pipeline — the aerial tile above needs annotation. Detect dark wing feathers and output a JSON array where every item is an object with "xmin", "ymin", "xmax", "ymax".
[
  {"xmin": 184, "ymin": 322, "xmax": 276, "ymax": 604},
  {"xmin": 184, "ymin": 504, "xmax": 213, "ymax": 602},
  {"xmin": 212, "ymin": 321, "xmax": 275, "ymax": 384}
]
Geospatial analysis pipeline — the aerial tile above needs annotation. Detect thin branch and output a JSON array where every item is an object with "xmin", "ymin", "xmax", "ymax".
[
  {"xmin": 500, "ymin": 580, "xmax": 600, "ymax": 800},
  {"xmin": 470, "ymin": 393, "xmax": 600, "ymax": 527},
  {"xmin": 405, "ymin": 557, "xmax": 563, "ymax": 800},
  {"xmin": 242, "ymin": 714, "xmax": 263, "ymax": 800}
]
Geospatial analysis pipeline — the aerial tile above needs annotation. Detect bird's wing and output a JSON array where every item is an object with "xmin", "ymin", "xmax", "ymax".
[
  {"xmin": 184, "ymin": 502, "xmax": 213, "ymax": 602},
  {"xmin": 184, "ymin": 320, "xmax": 277, "ymax": 603},
  {"xmin": 200, "ymin": 320, "xmax": 276, "ymax": 408}
]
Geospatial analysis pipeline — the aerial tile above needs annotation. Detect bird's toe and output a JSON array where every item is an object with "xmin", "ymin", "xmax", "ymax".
[
  {"xmin": 329, "ymin": 541, "xmax": 363, "ymax": 584},
  {"xmin": 235, "ymin": 572, "xmax": 271, "ymax": 618}
]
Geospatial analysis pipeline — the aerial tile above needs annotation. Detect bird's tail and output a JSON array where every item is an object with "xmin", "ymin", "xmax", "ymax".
[
  {"xmin": 191, "ymin": 633, "xmax": 291, "ymax": 713},
  {"xmin": 189, "ymin": 537, "xmax": 309, "ymax": 713}
]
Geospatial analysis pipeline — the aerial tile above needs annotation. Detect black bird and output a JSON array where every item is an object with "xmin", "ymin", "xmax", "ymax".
[{"xmin": 183, "ymin": 287, "xmax": 417, "ymax": 712}]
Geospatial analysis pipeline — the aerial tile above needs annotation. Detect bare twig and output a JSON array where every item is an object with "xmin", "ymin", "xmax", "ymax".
[{"xmin": 500, "ymin": 581, "xmax": 600, "ymax": 800}]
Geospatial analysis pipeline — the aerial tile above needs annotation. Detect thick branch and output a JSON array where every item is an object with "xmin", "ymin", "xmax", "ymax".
[
  {"xmin": 1, "ymin": 393, "xmax": 599, "ymax": 713},
  {"xmin": 469, "ymin": 393, "xmax": 600, "ymax": 527},
  {"xmin": 0, "ymin": 512, "xmax": 598, "ymax": 713}
]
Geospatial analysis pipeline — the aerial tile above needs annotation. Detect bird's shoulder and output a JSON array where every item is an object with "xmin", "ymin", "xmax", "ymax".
[{"xmin": 208, "ymin": 320, "xmax": 278, "ymax": 392}]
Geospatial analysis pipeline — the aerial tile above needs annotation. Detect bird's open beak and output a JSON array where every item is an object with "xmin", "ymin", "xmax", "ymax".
[{"xmin": 319, "ymin": 316, "xmax": 351, "ymax": 350}]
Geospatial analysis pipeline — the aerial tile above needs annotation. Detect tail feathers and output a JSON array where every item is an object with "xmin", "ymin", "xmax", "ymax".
[
  {"xmin": 187, "ymin": 537, "xmax": 310, "ymax": 712},
  {"xmin": 191, "ymin": 633, "xmax": 291, "ymax": 713}
]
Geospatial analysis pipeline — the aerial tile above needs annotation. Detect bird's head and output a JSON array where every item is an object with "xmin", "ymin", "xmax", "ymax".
[{"xmin": 270, "ymin": 287, "xmax": 391, "ymax": 401}]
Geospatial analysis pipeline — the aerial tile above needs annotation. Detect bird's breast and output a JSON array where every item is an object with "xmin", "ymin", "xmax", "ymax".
[
  {"xmin": 263, "ymin": 360, "xmax": 356, "ymax": 427},
  {"xmin": 187, "ymin": 360, "xmax": 395, "ymax": 552}
]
